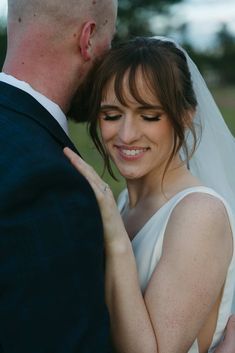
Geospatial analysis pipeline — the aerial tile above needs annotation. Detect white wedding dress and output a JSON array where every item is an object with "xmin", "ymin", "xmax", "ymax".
[{"xmin": 118, "ymin": 186, "xmax": 235, "ymax": 353}]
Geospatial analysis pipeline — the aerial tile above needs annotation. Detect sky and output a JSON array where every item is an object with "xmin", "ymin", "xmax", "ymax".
[
  {"xmin": 167, "ymin": 0, "xmax": 235, "ymax": 49},
  {"xmin": 0, "ymin": 0, "xmax": 235, "ymax": 50}
]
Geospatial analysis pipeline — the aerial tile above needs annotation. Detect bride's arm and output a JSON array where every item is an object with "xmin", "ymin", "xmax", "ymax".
[
  {"xmin": 143, "ymin": 192, "xmax": 232, "ymax": 353},
  {"xmin": 64, "ymin": 148, "xmax": 232, "ymax": 353}
]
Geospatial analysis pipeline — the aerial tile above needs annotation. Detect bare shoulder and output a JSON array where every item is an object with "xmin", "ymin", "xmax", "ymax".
[
  {"xmin": 170, "ymin": 192, "xmax": 230, "ymax": 229},
  {"xmin": 164, "ymin": 192, "xmax": 232, "ymax": 256}
]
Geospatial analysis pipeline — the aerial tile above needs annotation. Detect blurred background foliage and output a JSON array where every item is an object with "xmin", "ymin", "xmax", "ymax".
[{"xmin": 0, "ymin": 0, "xmax": 235, "ymax": 196}]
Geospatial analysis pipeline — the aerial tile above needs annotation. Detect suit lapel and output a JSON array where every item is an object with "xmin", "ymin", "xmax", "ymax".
[{"xmin": 0, "ymin": 81, "xmax": 80, "ymax": 154}]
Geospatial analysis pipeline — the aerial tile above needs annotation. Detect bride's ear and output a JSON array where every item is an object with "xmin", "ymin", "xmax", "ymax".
[{"xmin": 79, "ymin": 21, "xmax": 97, "ymax": 61}]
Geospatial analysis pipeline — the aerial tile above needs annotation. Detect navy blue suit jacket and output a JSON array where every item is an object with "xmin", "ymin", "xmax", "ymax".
[{"xmin": 0, "ymin": 82, "xmax": 111, "ymax": 353}]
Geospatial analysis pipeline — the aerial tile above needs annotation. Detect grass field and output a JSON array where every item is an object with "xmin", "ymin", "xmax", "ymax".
[
  {"xmin": 69, "ymin": 85, "xmax": 235, "ymax": 199},
  {"xmin": 211, "ymin": 86, "xmax": 235, "ymax": 136}
]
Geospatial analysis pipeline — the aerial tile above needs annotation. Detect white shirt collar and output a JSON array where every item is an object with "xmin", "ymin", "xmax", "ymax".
[{"xmin": 0, "ymin": 72, "xmax": 69, "ymax": 135}]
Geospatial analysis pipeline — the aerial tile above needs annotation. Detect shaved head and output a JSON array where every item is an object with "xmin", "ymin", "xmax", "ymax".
[
  {"xmin": 8, "ymin": 0, "xmax": 117, "ymax": 29},
  {"xmin": 4, "ymin": 0, "xmax": 118, "ymax": 111}
]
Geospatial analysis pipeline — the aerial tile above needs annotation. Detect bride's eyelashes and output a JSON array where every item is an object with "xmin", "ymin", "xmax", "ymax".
[
  {"xmin": 100, "ymin": 112, "xmax": 162, "ymax": 122},
  {"xmin": 141, "ymin": 115, "xmax": 162, "ymax": 121},
  {"xmin": 102, "ymin": 114, "xmax": 122, "ymax": 121}
]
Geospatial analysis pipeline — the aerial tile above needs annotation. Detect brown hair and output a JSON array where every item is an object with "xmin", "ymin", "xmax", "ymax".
[{"xmin": 70, "ymin": 37, "xmax": 198, "ymax": 179}]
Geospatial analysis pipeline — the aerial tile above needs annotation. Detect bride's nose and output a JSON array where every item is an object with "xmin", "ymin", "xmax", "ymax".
[{"xmin": 118, "ymin": 116, "xmax": 141, "ymax": 144}]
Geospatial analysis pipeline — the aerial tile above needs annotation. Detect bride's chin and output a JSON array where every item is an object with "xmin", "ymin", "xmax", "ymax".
[{"xmin": 119, "ymin": 170, "xmax": 140, "ymax": 180}]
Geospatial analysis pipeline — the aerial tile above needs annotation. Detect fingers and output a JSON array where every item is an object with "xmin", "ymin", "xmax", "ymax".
[
  {"xmin": 63, "ymin": 147, "xmax": 112, "ymax": 202},
  {"xmin": 63, "ymin": 148, "xmax": 129, "ymax": 249},
  {"xmin": 63, "ymin": 147, "xmax": 89, "ymax": 171},
  {"xmin": 64, "ymin": 147, "xmax": 98, "ymax": 183}
]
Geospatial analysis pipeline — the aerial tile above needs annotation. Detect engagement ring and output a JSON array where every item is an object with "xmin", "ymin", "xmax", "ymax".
[{"xmin": 103, "ymin": 184, "xmax": 109, "ymax": 193}]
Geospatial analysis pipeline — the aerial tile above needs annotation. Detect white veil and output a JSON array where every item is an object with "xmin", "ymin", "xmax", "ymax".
[
  {"xmin": 154, "ymin": 36, "xmax": 235, "ymax": 214},
  {"xmin": 183, "ymin": 51, "xmax": 235, "ymax": 213},
  {"xmin": 154, "ymin": 36, "xmax": 235, "ymax": 313}
]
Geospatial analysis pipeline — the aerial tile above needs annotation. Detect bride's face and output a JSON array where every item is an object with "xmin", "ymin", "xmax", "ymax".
[{"xmin": 98, "ymin": 71, "xmax": 180, "ymax": 181}]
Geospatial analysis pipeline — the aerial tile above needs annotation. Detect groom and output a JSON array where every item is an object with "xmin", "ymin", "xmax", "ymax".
[
  {"xmin": 0, "ymin": 0, "xmax": 117, "ymax": 352},
  {"xmin": 0, "ymin": 1, "xmax": 235, "ymax": 352}
]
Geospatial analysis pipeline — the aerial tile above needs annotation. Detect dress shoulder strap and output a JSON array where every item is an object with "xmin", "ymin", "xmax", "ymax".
[{"xmin": 171, "ymin": 186, "xmax": 232, "ymax": 210}]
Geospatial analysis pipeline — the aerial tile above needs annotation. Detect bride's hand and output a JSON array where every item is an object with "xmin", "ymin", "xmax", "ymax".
[{"xmin": 63, "ymin": 147, "xmax": 129, "ymax": 252}]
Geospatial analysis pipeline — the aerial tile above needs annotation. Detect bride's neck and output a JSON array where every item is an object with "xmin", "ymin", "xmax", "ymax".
[{"xmin": 126, "ymin": 163, "xmax": 199, "ymax": 209}]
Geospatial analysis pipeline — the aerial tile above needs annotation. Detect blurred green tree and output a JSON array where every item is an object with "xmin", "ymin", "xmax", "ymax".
[
  {"xmin": 214, "ymin": 24, "xmax": 235, "ymax": 84},
  {"xmin": 169, "ymin": 22, "xmax": 235, "ymax": 86},
  {"xmin": 117, "ymin": 0, "xmax": 183, "ymax": 40}
]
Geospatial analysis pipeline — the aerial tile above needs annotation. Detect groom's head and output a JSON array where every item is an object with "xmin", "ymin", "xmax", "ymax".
[
  {"xmin": 7, "ymin": 0, "xmax": 117, "ymax": 53},
  {"xmin": 4, "ymin": 0, "xmax": 118, "ymax": 110}
]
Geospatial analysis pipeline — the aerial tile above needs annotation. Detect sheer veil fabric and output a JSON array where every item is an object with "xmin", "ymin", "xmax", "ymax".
[{"xmin": 154, "ymin": 36, "xmax": 235, "ymax": 310}]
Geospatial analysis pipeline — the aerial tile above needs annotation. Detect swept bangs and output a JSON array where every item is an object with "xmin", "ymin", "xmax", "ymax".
[{"xmin": 72, "ymin": 37, "xmax": 199, "ymax": 180}]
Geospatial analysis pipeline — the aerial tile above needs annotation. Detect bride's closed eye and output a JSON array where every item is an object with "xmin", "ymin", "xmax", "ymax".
[
  {"xmin": 99, "ymin": 110, "xmax": 122, "ymax": 121},
  {"xmin": 101, "ymin": 114, "xmax": 122, "ymax": 121},
  {"xmin": 141, "ymin": 114, "xmax": 162, "ymax": 121}
]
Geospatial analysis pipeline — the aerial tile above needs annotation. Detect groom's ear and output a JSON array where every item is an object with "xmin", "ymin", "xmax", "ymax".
[{"xmin": 79, "ymin": 21, "xmax": 97, "ymax": 61}]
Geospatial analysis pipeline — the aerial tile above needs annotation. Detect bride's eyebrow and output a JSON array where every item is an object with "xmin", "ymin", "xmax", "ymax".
[
  {"xmin": 137, "ymin": 104, "xmax": 163, "ymax": 111},
  {"xmin": 99, "ymin": 104, "xmax": 164, "ymax": 112},
  {"xmin": 100, "ymin": 105, "xmax": 120, "ymax": 110}
]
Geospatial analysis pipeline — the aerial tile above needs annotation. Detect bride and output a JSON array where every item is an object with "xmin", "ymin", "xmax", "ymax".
[{"xmin": 65, "ymin": 37, "xmax": 235, "ymax": 353}]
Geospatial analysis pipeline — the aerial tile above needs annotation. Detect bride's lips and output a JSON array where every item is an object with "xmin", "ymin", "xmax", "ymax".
[{"xmin": 114, "ymin": 145, "xmax": 149, "ymax": 161}]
